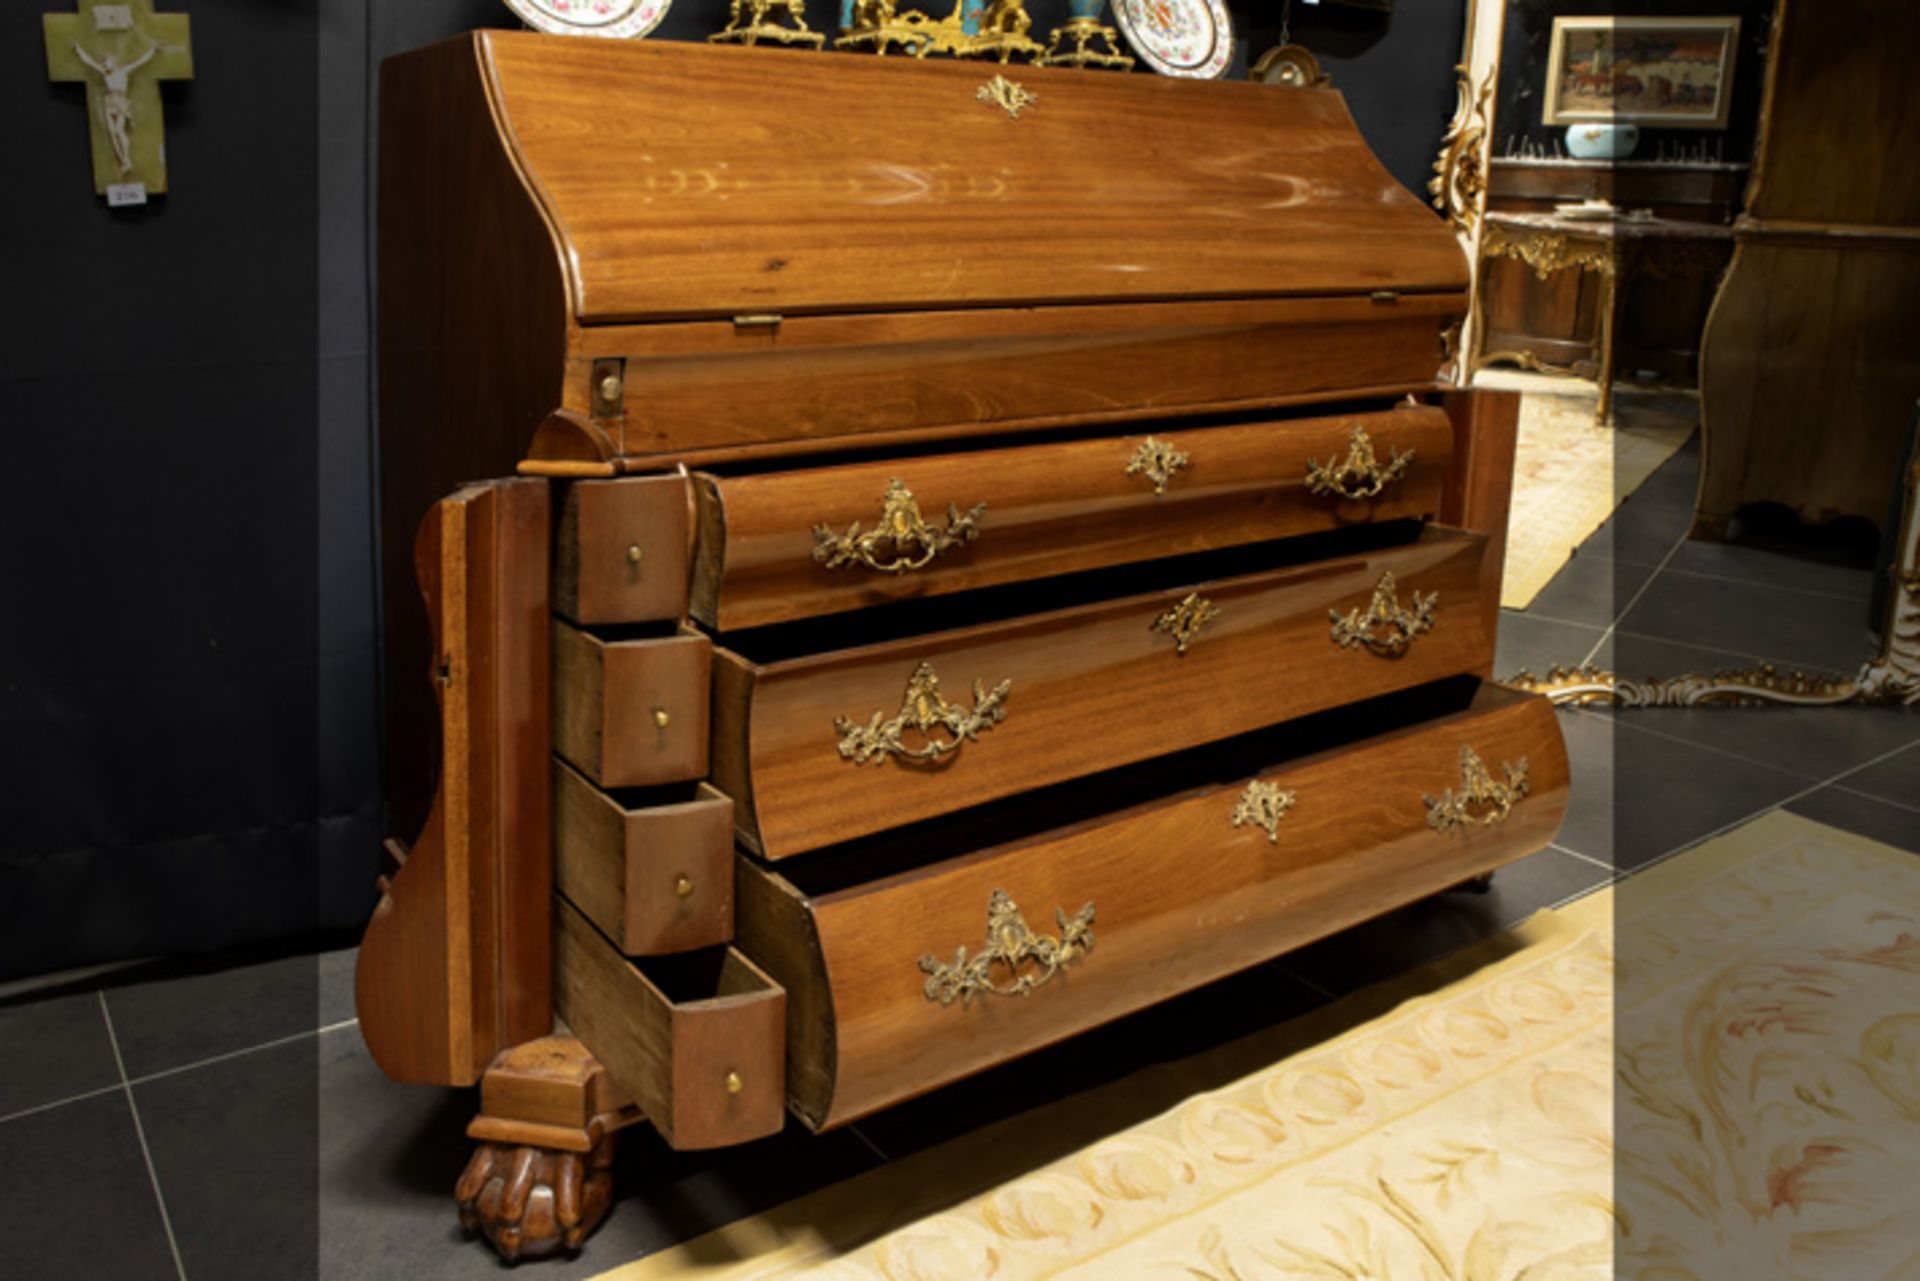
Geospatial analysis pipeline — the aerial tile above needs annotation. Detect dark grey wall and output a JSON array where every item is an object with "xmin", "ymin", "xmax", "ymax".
[{"xmin": 3, "ymin": 0, "xmax": 1465, "ymax": 980}]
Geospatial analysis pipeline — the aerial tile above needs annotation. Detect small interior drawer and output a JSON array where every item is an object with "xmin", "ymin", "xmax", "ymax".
[
  {"xmin": 555, "ymin": 898, "xmax": 785, "ymax": 1151},
  {"xmin": 553, "ymin": 621, "xmax": 710, "ymax": 788},
  {"xmin": 554, "ymin": 475, "xmax": 691, "ymax": 625},
  {"xmin": 553, "ymin": 761, "xmax": 735, "ymax": 956}
]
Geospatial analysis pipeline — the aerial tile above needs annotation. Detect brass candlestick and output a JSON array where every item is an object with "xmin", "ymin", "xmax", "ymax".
[
  {"xmin": 710, "ymin": 0, "xmax": 826, "ymax": 47},
  {"xmin": 1037, "ymin": 2, "xmax": 1132, "ymax": 70}
]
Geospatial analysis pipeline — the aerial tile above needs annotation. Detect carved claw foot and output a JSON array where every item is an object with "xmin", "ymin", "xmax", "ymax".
[{"xmin": 456, "ymin": 1130, "xmax": 615, "ymax": 1262}]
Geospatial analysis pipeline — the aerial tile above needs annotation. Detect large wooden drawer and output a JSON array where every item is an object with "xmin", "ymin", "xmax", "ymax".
[
  {"xmin": 712, "ymin": 526, "xmax": 1494, "ymax": 859},
  {"xmin": 735, "ymin": 681, "xmax": 1569, "ymax": 1131},
  {"xmin": 691, "ymin": 404, "xmax": 1452, "ymax": 630}
]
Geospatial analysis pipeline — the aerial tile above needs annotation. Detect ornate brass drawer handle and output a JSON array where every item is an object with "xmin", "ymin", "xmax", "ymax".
[
  {"xmin": 812, "ymin": 478, "xmax": 985, "ymax": 576},
  {"xmin": 1231, "ymin": 780, "xmax": 1297, "ymax": 844},
  {"xmin": 1125, "ymin": 436, "xmax": 1190, "ymax": 494},
  {"xmin": 920, "ymin": 889, "xmax": 1095, "ymax": 1007},
  {"xmin": 1305, "ymin": 425, "xmax": 1414, "ymax": 500},
  {"xmin": 1151, "ymin": 592, "xmax": 1220, "ymax": 656},
  {"xmin": 1330, "ymin": 571, "xmax": 1438, "ymax": 655},
  {"xmin": 1424, "ymin": 746, "xmax": 1529, "ymax": 832},
  {"xmin": 835, "ymin": 661, "xmax": 1011, "ymax": 766}
]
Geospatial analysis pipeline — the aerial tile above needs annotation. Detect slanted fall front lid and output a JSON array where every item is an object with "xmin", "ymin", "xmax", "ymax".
[{"xmin": 478, "ymin": 32, "xmax": 1466, "ymax": 324}]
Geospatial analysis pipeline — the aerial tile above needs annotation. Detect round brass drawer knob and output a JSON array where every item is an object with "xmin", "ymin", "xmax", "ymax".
[
  {"xmin": 598, "ymin": 373, "xmax": 623, "ymax": 404},
  {"xmin": 674, "ymin": 875, "xmax": 694, "ymax": 899},
  {"xmin": 724, "ymin": 1071, "xmax": 743, "ymax": 1095},
  {"xmin": 653, "ymin": 707, "xmax": 671, "ymax": 728},
  {"xmin": 626, "ymin": 544, "xmax": 643, "ymax": 565}
]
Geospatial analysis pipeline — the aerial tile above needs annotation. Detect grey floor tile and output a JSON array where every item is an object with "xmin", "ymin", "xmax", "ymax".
[
  {"xmin": 1619, "ymin": 705, "xmax": 1920, "ymax": 782},
  {"xmin": 1547, "ymin": 708, "xmax": 1615, "ymax": 863},
  {"xmin": 136, "ymin": 1036, "xmax": 319, "ymax": 1281},
  {"xmin": 1663, "ymin": 538, "xmax": 1875, "ymax": 602},
  {"xmin": 855, "ymin": 960, "xmax": 1325, "ymax": 1160},
  {"xmin": 1581, "ymin": 448, "xmax": 1700, "ymax": 566},
  {"xmin": 316, "ymin": 1028, "xmax": 883, "ymax": 1279},
  {"xmin": 1494, "ymin": 611, "xmax": 1605, "ymax": 680},
  {"xmin": 1523, "ymin": 552, "xmax": 1657, "ymax": 629},
  {"xmin": 1786, "ymin": 787, "xmax": 1920, "ymax": 855},
  {"xmin": 1274, "ymin": 846, "xmax": 1610, "ymax": 999},
  {"xmin": 1607, "ymin": 629, "xmax": 1768, "ymax": 674},
  {"xmin": 104, "ymin": 949, "xmax": 322, "ymax": 1079},
  {"xmin": 1605, "ymin": 718, "xmax": 1812, "ymax": 868},
  {"xmin": 1619, "ymin": 569, "xmax": 1879, "ymax": 676},
  {"xmin": 0, "ymin": 1091, "xmax": 178, "ymax": 1281},
  {"xmin": 0, "ymin": 989, "xmax": 120, "ymax": 1117},
  {"xmin": 319, "ymin": 946, "xmax": 357, "ymax": 1029},
  {"xmin": 1840, "ymin": 741, "xmax": 1920, "ymax": 809}
]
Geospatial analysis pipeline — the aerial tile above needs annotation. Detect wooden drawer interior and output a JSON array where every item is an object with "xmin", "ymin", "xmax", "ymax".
[
  {"xmin": 690, "ymin": 404, "xmax": 1453, "ymax": 631},
  {"xmin": 554, "ymin": 474, "xmax": 692, "ymax": 625},
  {"xmin": 553, "ymin": 761, "xmax": 734, "ymax": 956},
  {"xmin": 553, "ymin": 621, "xmax": 711, "ymax": 788},
  {"xmin": 555, "ymin": 898, "xmax": 785, "ymax": 1150}
]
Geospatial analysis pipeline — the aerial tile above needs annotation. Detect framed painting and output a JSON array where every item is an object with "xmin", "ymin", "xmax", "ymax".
[{"xmin": 1543, "ymin": 16, "xmax": 1741, "ymax": 128}]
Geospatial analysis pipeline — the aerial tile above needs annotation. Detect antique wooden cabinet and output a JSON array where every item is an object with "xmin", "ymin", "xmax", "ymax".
[{"xmin": 355, "ymin": 31, "xmax": 1569, "ymax": 1261}]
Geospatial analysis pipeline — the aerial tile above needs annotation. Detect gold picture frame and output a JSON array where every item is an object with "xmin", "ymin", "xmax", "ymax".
[{"xmin": 1542, "ymin": 16, "xmax": 1740, "ymax": 129}]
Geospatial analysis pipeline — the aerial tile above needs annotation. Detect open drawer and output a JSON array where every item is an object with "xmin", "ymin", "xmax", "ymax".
[
  {"xmin": 712, "ymin": 525, "xmax": 1495, "ymax": 859},
  {"xmin": 691, "ymin": 404, "xmax": 1452, "ymax": 630},
  {"xmin": 735, "ymin": 680, "xmax": 1570, "ymax": 1131}
]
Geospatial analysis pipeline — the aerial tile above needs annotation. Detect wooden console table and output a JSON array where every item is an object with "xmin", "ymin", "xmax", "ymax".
[{"xmin": 1475, "ymin": 211, "xmax": 1732, "ymax": 425}]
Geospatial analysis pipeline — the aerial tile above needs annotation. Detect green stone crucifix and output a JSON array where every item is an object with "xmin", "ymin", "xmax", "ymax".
[{"xmin": 44, "ymin": 0, "xmax": 193, "ymax": 201}]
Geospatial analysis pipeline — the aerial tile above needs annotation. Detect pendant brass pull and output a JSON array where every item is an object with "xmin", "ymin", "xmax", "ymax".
[
  {"xmin": 836, "ymin": 661, "xmax": 1011, "ymax": 766},
  {"xmin": 920, "ymin": 889, "xmax": 1095, "ymax": 1006},
  {"xmin": 813, "ymin": 478, "xmax": 985, "ymax": 576},
  {"xmin": 1424, "ymin": 746, "xmax": 1529, "ymax": 832},
  {"xmin": 1305, "ymin": 425, "xmax": 1414, "ymax": 500},
  {"xmin": 1125, "ymin": 436, "xmax": 1190, "ymax": 494},
  {"xmin": 1330, "ymin": 571, "xmax": 1438, "ymax": 655},
  {"xmin": 1151, "ymin": 592, "xmax": 1221, "ymax": 656}
]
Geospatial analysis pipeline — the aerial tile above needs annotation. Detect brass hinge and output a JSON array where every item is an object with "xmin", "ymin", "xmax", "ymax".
[{"xmin": 733, "ymin": 313, "xmax": 783, "ymax": 330}]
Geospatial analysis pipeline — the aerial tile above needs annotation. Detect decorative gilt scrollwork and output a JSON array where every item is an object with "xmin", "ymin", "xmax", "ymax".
[
  {"xmin": 835, "ymin": 661, "xmax": 1011, "ymax": 766},
  {"xmin": 1424, "ymin": 746, "xmax": 1529, "ymax": 833},
  {"xmin": 1231, "ymin": 780, "xmax": 1297, "ymax": 844},
  {"xmin": 1124, "ymin": 436, "xmax": 1190, "ymax": 494},
  {"xmin": 919, "ymin": 889, "xmax": 1095, "ymax": 1006},
  {"xmin": 1482, "ymin": 221, "xmax": 1615, "ymax": 281},
  {"xmin": 1304, "ymin": 425, "xmax": 1414, "ymax": 501},
  {"xmin": 1429, "ymin": 65, "xmax": 1493, "ymax": 235},
  {"xmin": 976, "ymin": 74, "xmax": 1036, "ymax": 118},
  {"xmin": 1151, "ymin": 592, "xmax": 1220, "ymax": 656},
  {"xmin": 1330, "ymin": 571, "xmax": 1438, "ymax": 655},
  {"xmin": 812, "ymin": 478, "xmax": 985, "ymax": 576}
]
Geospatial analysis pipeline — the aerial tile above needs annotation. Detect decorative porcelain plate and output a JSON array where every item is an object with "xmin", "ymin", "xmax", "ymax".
[
  {"xmin": 1112, "ymin": 0, "xmax": 1234, "ymax": 79},
  {"xmin": 502, "ymin": 0, "xmax": 671, "ymax": 39}
]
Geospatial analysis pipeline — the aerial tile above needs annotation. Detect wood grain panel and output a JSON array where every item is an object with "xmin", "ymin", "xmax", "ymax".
[
  {"xmin": 713, "ymin": 527, "xmax": 1493, "ymax": 859},
  {"xmin": 555, "ymin": 900, "xmax": 785, "ymax": 1150},
  {"xmin": 587, "ymin": 295, "xmax": 1462, "ymax": 460},
  {"xmin": 552, "ymin": 622, "xmax": 711, "ymax": 788},
  {"xmin": 553, "ymin": 760, "xmax": 735, "ymax": 956},
  {"xmin": 694, "ymin": 405, "xmax": 1454, "ymax": 631},
  {"xmin": 356, "ymin": 480, "xmax": 552, "ymax": 1087},
  {"xmin": 733, "ymin": 684, "xmax": 1567, "ymax": 1129},
  {"xmin": 555, "ymin": 475, "xmax": 693, "ymax": 625},
  {"xmin": 478, "ymin": 32, "xmax": 1466, "ymax": 322}
]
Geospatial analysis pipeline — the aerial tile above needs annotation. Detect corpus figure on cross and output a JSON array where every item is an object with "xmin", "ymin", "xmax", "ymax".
[{"xmin": 71, "ymin": 39, "xmax": 156, "ymax": 174}]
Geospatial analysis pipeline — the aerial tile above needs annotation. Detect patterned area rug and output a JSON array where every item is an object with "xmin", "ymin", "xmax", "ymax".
[
  {"xmin": 594, "ymin": 812, "xmax": 1920, "ymax": 1280},
  {"xmin": 1478, "ymin": 370, "xmax": 1697, "ymax": 610}
]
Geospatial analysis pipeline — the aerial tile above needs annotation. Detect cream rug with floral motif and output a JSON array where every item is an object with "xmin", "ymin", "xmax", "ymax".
[
  {"xmin": 1476, "ymin": 369, "xmax": 1696, "ymax": 610},
  {"xmin": 595, "ymin": 811, "xmax": 1920, "ymax": 1280}
]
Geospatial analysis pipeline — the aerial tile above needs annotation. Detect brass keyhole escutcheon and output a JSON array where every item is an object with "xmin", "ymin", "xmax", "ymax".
[
  {"xmin": 673, "ymin": 875, "xmax": 694, "ymax": 899},
  {"xmin": 653, "ymin": 707, "xmax": 671, "ymax": 729},
  {"xmin": 724, "ymin": 1071, "xmax": 743, "ymax": 1095},
  {"xmin": 626, "ymin": 544, "xmax": 643, "ymax": 566}
]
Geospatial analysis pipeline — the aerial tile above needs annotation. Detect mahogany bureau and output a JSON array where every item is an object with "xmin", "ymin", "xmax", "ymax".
[{"xmin": 354, "ymin": 30, "xmax": 1570, "ymax": 1261}]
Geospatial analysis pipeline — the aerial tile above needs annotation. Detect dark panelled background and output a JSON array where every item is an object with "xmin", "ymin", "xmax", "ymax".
[{"xmin": 2, "ymin": 0, "xmax": 1469, "ymax": 981}]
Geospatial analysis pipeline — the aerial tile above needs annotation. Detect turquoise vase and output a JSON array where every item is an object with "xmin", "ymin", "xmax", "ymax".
[{"xmin": 1068, "ymin": 0, "xmax": 1106, "ymax": 16}]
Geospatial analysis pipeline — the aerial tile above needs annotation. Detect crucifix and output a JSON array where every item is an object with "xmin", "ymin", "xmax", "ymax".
[{"xmin": 44, "ymin": 0, "xmax": 192, "ymax": 203}]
